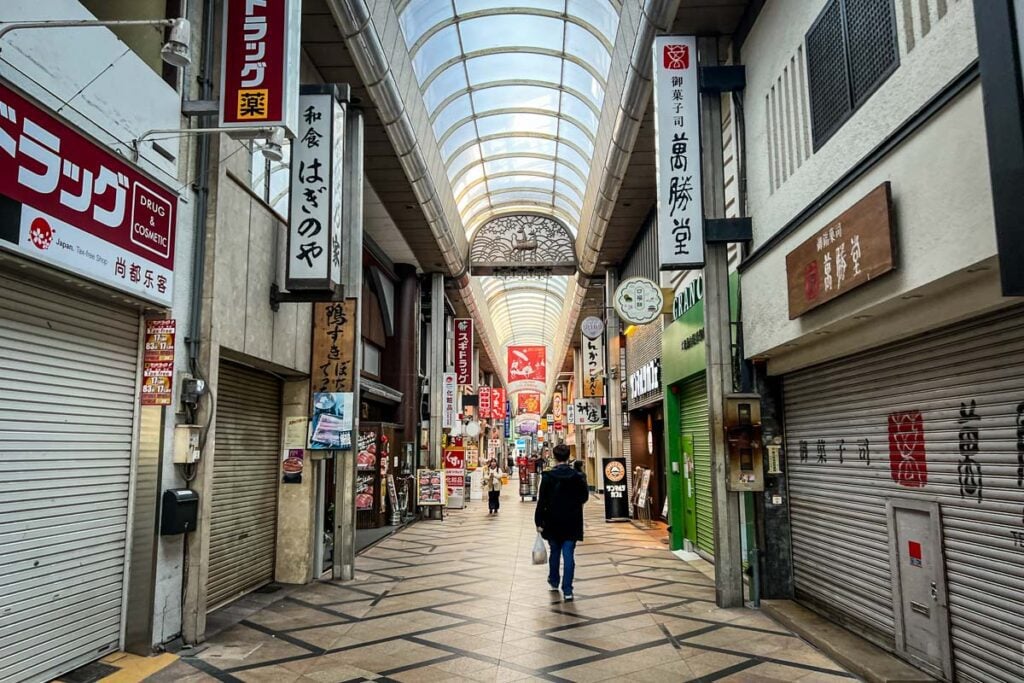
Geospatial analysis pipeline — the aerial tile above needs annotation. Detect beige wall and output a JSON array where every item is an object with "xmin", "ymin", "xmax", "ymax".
[{"xmin": 275, "ymin": 379, "xmax": 316, "ymax": 585}]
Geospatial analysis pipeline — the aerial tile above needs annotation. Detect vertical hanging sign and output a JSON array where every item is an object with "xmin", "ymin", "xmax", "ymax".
[
  {"xmin": 581, "ymin": 333, "xmax": 605, "ymax": 398},
  {"xmin": 442, "ymin": 373, "xmax": 457, "ymax": 429},
  {"xmin": 507, "ymin": 345, "xmax": 547, "ymax": 394},
  {"xmin": 479, "ymin": 386, "xmax": 492, "ymax": 419},
  {"xmin": 653, "ymin": 35, "xmax": 704, "ymax": 269},
  {"xmin": 287, "ymin": 88, "xmax": 345, "ymax": 291},
  {"xmin": 220, "ymin": 0, "xmax": 301, "ymax": 136},
  {"xmin": 454, "ymin": 318, "xmax": 474, "ymax": 385}
]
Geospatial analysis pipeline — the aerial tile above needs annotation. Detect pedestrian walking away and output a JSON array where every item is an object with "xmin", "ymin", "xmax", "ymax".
[
  {"xmin": 534, "ymin": 444, "xmax": 589, "ymax": 601},
  {"xmin": 483, "ymin": 458, "xmax": 503, "ymax": 514}
]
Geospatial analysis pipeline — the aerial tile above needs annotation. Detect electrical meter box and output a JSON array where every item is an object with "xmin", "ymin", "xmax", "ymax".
[
  {"xmin": 724, "ymin": 393, "xmax": 764, "ymax": 492},
  {"xmin": 173, "ymin": 424, "xmax": 201, "ymax": 464},
  {"xmin": 160, "ymin": 489, "xmax": 198, "ymax": 535}
]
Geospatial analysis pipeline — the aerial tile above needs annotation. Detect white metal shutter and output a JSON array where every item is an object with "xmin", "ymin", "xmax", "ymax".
[
  {"xmin": 783, "ymin": 305, "xmax": 1024, "ymax": 683},
  {"xmin": 681, "ymin": 373, "xmax": 714, "ymax": 555},
  {"xmin": 0, "ymin": 273, "xmax": 139, "ymax": 683},
  {"xmin": 207, "ymin": 362, "xmax": 281, "ymax": 610}
]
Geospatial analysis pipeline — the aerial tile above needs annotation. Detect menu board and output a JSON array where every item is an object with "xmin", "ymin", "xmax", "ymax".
[
  {"xmin": 356, "ymin": 431, "xmax": 377, "ymax": 510},
  {"xmin": 416, "ymin": 468, "xmax": 445, "ymax": 506}
]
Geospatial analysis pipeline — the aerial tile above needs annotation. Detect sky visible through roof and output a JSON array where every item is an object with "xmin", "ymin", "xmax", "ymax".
[{"xmin": 396, "ymin": 0, "xmax": 621, "ymax": 378}]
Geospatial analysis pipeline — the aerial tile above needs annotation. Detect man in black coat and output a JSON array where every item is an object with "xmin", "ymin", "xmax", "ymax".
[{"xmin": 534, "ymin": 444, "xmax": 589, "ymax": 601}]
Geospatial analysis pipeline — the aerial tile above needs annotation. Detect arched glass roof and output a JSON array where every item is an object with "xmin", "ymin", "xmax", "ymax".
[{"xmin": 396, "ymin": 0, "xmax": 621, "ymax": 237}]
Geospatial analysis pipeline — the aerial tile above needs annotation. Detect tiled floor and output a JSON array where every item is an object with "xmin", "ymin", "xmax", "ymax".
[{"xmin": 150, "ymin": 494, "xmax": 854, "ymax": 682}]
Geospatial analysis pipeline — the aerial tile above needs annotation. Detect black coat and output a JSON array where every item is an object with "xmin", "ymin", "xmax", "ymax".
[{"xmin": 534, "ymin": 464, "xmax": 589, "ymax": 541}]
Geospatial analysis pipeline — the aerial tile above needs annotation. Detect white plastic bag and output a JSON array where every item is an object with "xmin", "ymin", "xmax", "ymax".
[{"xmin": 532, "ymin": 533, "xmax": 547, "ymax": 565}]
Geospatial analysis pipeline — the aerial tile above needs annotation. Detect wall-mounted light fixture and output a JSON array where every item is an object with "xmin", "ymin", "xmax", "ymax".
[{"xmin": 0, "ymin": 17, "xmax": 192, "ymax": 68}]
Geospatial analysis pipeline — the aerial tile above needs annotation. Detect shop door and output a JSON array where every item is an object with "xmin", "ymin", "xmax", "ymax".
[
  {"xmin": 207, "ymin": 362, "xmax": 281, "ymax": 610},
  {"xmin": 0, "ymin": 272, "xmax": 139, "ymax": 682},
  {"xmin": 783, "ymin": 305, "xmax": 1024, "ymax": 681},
  {"xmin": 888, "ymin": 501, "xmax": 952, "ymax": 679},
  {"xmin": 680, "ymin": 373, "xmax": 713, "ymax": 556}
]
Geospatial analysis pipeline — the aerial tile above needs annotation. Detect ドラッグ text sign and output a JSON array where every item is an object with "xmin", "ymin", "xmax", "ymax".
[
  {"xmin": 653, "ymin": 35, "xmax": 704, "ymax": 270},
  {"xmin": 220, "ymin": 0, "xmax": 301, "ymax": 136},
  {"xmin": 455, "ymin": 319, "xmax": 474, "ymax": 385},
  {"xmin": 0, "ymin": 79, "xmax": 176, "ymax": 306}
]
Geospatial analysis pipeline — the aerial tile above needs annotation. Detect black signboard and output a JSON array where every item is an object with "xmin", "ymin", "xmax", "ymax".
[{"xmin": 602, "ymin": 458, "xmax": 630, "ymax": 521}]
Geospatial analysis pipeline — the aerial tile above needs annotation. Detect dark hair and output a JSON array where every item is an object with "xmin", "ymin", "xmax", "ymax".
[
  {"xmin": 553, "ymin": 444, "xmax": 570, "ymax": 462},
  {"xmin": 572, "ymin": 460, "xmax": 584, "ymax": 472}
]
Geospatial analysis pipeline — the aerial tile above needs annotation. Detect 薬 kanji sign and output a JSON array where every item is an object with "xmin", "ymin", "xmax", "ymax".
[
  {"xmin": 653, "ymin": 35, "xmax": 704, "ymax": 270},
  {"xmin": 0, "ymin": 79, "xmax": 176, "ymax": 306},
  {"xmin": 220, "ymin": 0, "xmax": 301, "ymax": 137},
  {"xmin": 287, "ymin": 88, "xmax": 345, "ymax": 291}
]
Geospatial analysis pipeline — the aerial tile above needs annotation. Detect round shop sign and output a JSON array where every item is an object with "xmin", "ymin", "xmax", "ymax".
[
  {"xmin": 613, "ymin": 277, "xmax": 664, "ymax": 325},
  {"xmin": 604, "ymin": 460, "xmax": 625, "ymax": 482},
  {"xmin": 581, "ymin": 316, "xmax": 604, "ymax": 339}
]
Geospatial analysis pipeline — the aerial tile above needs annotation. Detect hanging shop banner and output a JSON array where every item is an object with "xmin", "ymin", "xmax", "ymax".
[
  {"xmin": 141, "ymin": 319, "xmax": 176, "ymax": 406},
  {"xmin": 567, "ymin": 402, "xmax": 575, "ymax": 425},
  {"xmin": 517, "ymin": 392, "xmax": 541, "ymax": 415},
  {"xmin": 219, "ymin": 0, "xmax": 301, "ymax": 136},
  {"xmin": 443, "ymin": 447, "xmax": 466, "ymax": 470},
  {"xmin": 602, "ymin": 458, "xmax": 630, "ymax": 520},
  {"xmin": 581, "ymin": 331, "xmax": 605, "ymax": 398},
  {"xmin": 493, "ymin": 388, "xmax": 506, "ymax": 419},
  {"xmin": 553, "ymin": 392, "xmax": 563, "ymax": 422},
  {"xmin": 312, "ymin": 300, "xmax": 357, "ymax": 394},
  {"xmin": 0, "ymin": 80, "xmax": 176, "ymax": 307},
  {"xmin": 287, "ymin": 89, "xmax": 344, "ymax": 291},
  {"xmin": 785, "ymin": 182, "xmax": 896, "ymax": 318},
  {"xmin": 652, "ymin": 35, "xmax": 704, "ymax": 269},
  {"xmin": 454, "ymin": 318, "xmax": 474, "ymax": 385},
  {"xmin": 574, "ymin": 398, "xmax": 602, "ymax": 426},
  {"xmin": 614, "ymin": 277, "xmax": 665, "ymax": 325},
  {"xmin": 507, "ymin": 345, "xmax": 546, "ymax": 393},
  {"xmin": 479, "ymin": 386, "xmax": 492, "ymax": 418},
  {"xmin": 309, "ymin": 392, "xmax": 354, "ymax": 450},
  {"xmin": 416, "ymin": 468, "xmax": 445, "ymax": 506},
  {"xmin": 442, "ymin": 372, "xmax": 457, "ymax": 429},
  {"xmin": 465, "ymin": 446, "xmax": 480, "ymax": 470}
]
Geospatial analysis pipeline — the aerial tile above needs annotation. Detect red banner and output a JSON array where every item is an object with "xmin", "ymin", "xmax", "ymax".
[
  {"xmin": 517, "ymin": 392, "xmax": 541, "ymax": 415},
  {"xmin": 507, "ymin": 345, "xmax": 546, "ymax": 392},
  {"xmin": 494, "ymin": 388, "xmax": 506, "ymax": 417},
  {"xmin": 479, "ymin": 386, "xmax": 491, "ymax": 419},
  {"xmin": 0, "ymin": 80, "xmax": 177, "ymax": 305},
  {"xmin": 220, "ymin": 0, "xmax": 288, "ymax": 127},
  {"xmin": 455, "ymin": 318, "xmax": 473, "ymax": 385},
  {"xmin": 443, "ymin": 448, "xmax": 465, "ymax": 470}
]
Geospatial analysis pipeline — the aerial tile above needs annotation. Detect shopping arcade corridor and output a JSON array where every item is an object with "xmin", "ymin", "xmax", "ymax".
[{"xmin": 152, "ymin": 496, "xmax": 852, "ymax": 682}]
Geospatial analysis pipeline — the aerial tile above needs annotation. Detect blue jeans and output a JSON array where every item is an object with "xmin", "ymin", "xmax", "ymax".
[{"xmin": 547, "ymin": 539, "xmax": 577, "ymax": 593}]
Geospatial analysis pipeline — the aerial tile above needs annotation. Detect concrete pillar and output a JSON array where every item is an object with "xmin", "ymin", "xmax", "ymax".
[
  {"xmin": 395, "ymin": 264, "xmax": 419, "ymax": 444},
  {"xmin": 699, "ymin": 36, "xmax": 744, "ymax": 608},
  {"xmin": 274, "ymin": 379, "xmax": 315, "ymax": 584},
  {"xmin": 605, "ymin": 271, "xmax": 623, "ymax": 460},
  {"xmin": 428, "ymin": 273, "xmax": 445, "ymax": 470}
]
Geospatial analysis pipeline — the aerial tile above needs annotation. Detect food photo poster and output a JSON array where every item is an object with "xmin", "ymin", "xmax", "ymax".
[{"xmin": 310, "ymin": 392, "xmax": 354, "ymax": 450}]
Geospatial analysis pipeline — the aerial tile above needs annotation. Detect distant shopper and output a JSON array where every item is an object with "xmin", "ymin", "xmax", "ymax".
[
  {"xmin": 535, "ymin": 444, "xmax": 589, "ymax": 601},
  {"xmin": 483, "ymin": 459, "xmax": 503, "ymax": 515}
]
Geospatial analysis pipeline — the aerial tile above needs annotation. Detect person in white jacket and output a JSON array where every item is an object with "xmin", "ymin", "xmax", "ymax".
[{"xmin": 484, "ymin": 459, "xmax": 503, "ymax": 515}]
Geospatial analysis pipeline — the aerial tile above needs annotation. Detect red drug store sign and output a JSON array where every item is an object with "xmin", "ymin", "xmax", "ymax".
[{"xmin": 0, "ymin": 80, "xmax": 176, "ymax": 307}]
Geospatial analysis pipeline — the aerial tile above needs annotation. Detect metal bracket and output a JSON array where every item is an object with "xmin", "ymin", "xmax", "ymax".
[
  {"xmin": 182, "ymin": 99, "xmax": 219, "ymax": 117},
  {"xmin": 269, "ymin": 282, "xmax": 342, "ymax": 312},
  {"xmin": 706, "ymin": 217, "xmax": 753, "ymax": 243},
  {"xmin": 699, "ymin": 65, "xmax": 746, "ymax": 94}
]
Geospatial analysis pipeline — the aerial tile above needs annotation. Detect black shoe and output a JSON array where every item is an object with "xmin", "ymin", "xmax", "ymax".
[{"xmin": 563, "ymin": 593, "xmax": 574, "ymax": 602}]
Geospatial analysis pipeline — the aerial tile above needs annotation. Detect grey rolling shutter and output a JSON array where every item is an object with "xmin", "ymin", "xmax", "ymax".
[
  {"xmin": 783, "ymin": 305, "xmax": 1024, "ymax": 682},
  {"xmin": 681, "ymin": 373, "xmax": 714, "ymax": 556},
  {"xmin": 0, "ymin": 272, "xmax": 139, "ymax": 683},
  {"xmin": 207, "ymin": 362, "xmax": 281, "ymax": 610}
]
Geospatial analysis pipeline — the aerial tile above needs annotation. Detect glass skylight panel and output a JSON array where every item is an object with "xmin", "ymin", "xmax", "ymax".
[
  {"xmin": 486, "ymin": 175, "xmax": 554, "ymax": 194},
  {"xmin": 466, "ymin": 53, "xmax": 562, "ymax": 87},
  {"xmin": 440, "ymin": 121, "xmax": 479, "ymax": 161},
  {"xmin": 483, "ymin": 156, "xmax": 554, "ymax": 176},
  {"xmin": 479, "ymin": 137, "xmax": 557, "ymax": 158},
  {"xmin": 447, "ymin": 146, "xmax": 483, "ymax": 178},
  {"xmin": 554, "ymin": 195, "xmax": 579, "ymax": 216},
  {"xmin": 424, "ymin": 64, "xmax": 468, "ymax": 112},
  {"xmin": 564, "ymin": 24, "xmax": 611, "ymax": 76},
  {"xmin": 555, "ymin": 160, "xmax": 587, "ymax": 190},
  {"xmin": 475, "ymin": 112, "xmax": 559, "ymax": 138},
  {"xmin": 563, "ymin": 62, "xmax": 604, "ymax": 108},
  {"xmin": 490, "ymin": 190, "xmax": 555, "ymax": 206},
  {"xmin": 455, "ymin": 0, "xmax": 564, "ymax": 14},
  {"xmin": 568, "ymin": 0, "xmax": 618, "ymax": 44},
  {"xmin": 399, "ymin": 0, "xmax": 454, "ymax": 44},
  {"xmin": 554, "ymin": 179, "xmax": 583, "ymax": 206},
  {"xmin": 472, "ymin": 85, "xmax": 561, "ymax": 117},
  {"xmin": 457, "ymin": 179, "xmax": 490, "ymax": 207},
  {"xmin": 459, "ymin": 15, "xmax": 563, "ymax": 54},
  {"xmin": 432, "ymin": 96, "xmax": 474, "ymax": 137},
  {"xmin": 557, "ymin": 120, "xmax": 595, "ymax": 158},
  {"xmin": 561, "ymin": 92, "xmax": 599, "ymax": 132},
  {"xmin": 412, "ymin": 25, "xmax": 462, "ymax": 81}
]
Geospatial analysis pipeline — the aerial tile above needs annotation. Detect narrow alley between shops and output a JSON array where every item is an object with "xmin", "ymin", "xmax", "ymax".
[{"xmin": 150, "ymin": 497, "xmax": 852, "ymax": 683}]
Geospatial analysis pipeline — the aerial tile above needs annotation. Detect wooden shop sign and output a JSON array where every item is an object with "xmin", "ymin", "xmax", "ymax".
[{"xmin": 786, "ymin": 182, "xmax": 896, "ymax": 318}]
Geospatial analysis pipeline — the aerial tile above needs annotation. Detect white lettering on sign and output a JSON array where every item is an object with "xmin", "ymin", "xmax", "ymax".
[
  {"xmin": 672, "ymin": 275, "xmax": 704, "ymax": 319},
  {"xmin": 629, "ymin": 359, "xmax": 662, "ymax": 400}
]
